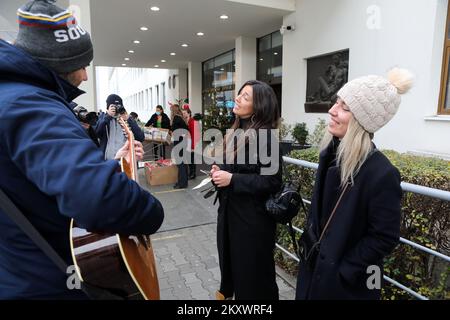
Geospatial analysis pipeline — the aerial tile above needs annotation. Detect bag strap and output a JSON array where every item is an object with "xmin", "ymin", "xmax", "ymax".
[
  {"xmin": 287, "ymin": 184, "xmax": 308, "ymax": 257},
  {"xmin": 0, "ymin": 188, "xmax": 69, "ymax": 273},
  {"xmin": 318, "ymin": 182, "xmax": 349, "ymax": 242},
  {"xmin": 0, "ymin": 188, "xmax": 122, "ymax": 300}
]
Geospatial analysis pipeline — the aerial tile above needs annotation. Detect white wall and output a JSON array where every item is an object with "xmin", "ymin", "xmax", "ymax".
[
  {"xmin": 101, "ymin": 67, "xmax": 182, "ymax": 123},
  {"xmin": 282, "ymin": 0, "xmax": 450, "ymax": 157},
  {"xmin": 235, "ymin": 36, "xmax": 257, "ymax": 90},
  {"xmin": 69, "ymin": 0, "xmax": 96, "ymax": 110},
  {"xmin": 188, "ymin": 61, "xmax": 203, "ymax": 115}
]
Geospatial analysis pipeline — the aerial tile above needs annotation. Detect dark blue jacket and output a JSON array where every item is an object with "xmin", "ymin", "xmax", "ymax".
[
  {"xmin": 95, "ymin": 112, "xmax": 145, "ymax": 155},
  {"xmin": 0, "ymin": 40, "xmax": 164, "ymax": 299}
]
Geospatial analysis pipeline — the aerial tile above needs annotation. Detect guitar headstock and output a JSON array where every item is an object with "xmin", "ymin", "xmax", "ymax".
[
  {"xmin": 117, "ymin": 117, "xmax": 138, "ymax": 182},
  {"xmin": 118, "ymin": 117, "xmax": 134, "ymax": 143}
]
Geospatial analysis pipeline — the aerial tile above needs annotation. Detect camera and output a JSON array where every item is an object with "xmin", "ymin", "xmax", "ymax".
[
  {"xmin": 280, "ymin": 25, "xmax": 295, "ymax": 35},
  {"xmin": 73, "ymin": 105, "xmax": 98, "ymax": 126},
  {"xmin": 112, "ymin": 104, "xmax": 126, "ymax": 116}
]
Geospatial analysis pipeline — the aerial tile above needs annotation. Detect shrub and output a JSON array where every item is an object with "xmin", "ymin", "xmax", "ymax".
[
  {"xmin": 307, "ymin": 118, "xmax": 327, "ymax": 147},
  {"xmin": 291, "ymin": 122, "xmax": 309, "ymax": 145},
  {"xmin": 279, "ymin": 118, "xmax": 292, "ymax": 141},
  {"xmin": 277, "ymin": 148, "xmax": 450, "ymax": 300}
]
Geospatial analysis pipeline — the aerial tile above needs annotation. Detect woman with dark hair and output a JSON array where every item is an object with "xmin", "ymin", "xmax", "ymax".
[
  {"xmin": 210, "ymin": 80, "xmax": 282, "ymax": 300},
  {"xmin": 170, "ymin": 104, "xmax": 189, "ymax": 189}
]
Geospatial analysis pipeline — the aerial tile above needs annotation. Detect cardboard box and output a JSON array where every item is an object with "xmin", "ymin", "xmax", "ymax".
[
  {"xmin": 144, "ymin": 161, "xmax": 178, "ymax": 186},
  {"xmin": 144, "ymin": 128, "xmax": 171, "ymax": 144}
]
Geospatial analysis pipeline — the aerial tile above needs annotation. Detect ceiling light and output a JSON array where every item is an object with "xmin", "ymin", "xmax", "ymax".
[
  {"xmin": 128, "ymin": 50, "xmax": 134, "ymax": 53},
  {"xmin": 124, "ymin": 58, "xmax": 130, "ymax": 61},
  {"xmin": 154, "ymin": 65, "xmax": 159, "ymax": 68},
  {"xmin": 133, "ymin": 40, "xmax": 140, "ymax": 44},
  {"xmin": 197, "ymin": 32, "xmax": 204, "ymax": 36},
  {"xmin": 122, "ymin": 63, "xmax": 127, "ymax": 66},
  {"xmin": 181, "ymin": 43, "xmax": 188, "ymax": 47},
  {"xmin": 150, "ymin": 6, "xmax": 160, "ymax": 11},
  {"xmin": 259, "ymin": 58, "xmax": 264, "ymax": 61},
  {"xmin": 274, "ymin": 52, "xmax": 278, "ymax": 55},
  {"xmin": 140, "ymin": 26, "xmax": 148, "ymax": 31},
  {"xmin": 170, "ymin": 52, "xmax": 176, "ymax": 56},
  {"xmin": 220, "ymin": 68, "xmax": 224, "ymax": 71},
  {"xmin": 220, "ymin": 15, "xmax": 229, "ymax": 20},
  {"xmin": 161, "ymin": 59, "xmax": 166, "ymax": 62}
]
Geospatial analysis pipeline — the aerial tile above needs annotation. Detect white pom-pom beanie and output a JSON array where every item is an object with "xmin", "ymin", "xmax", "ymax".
[{"xmin": 337, "ymin": 68, "xmax": 414, "ymax": 133}]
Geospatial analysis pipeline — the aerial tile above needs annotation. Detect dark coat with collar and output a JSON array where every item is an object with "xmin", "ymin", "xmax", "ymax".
[
  {"xmin": 295, "ymin": 138, "xmax": 402, "ymax": 300},
  {"xmin": 216, "ymin": 127, "xmax": 282, "ymax": 300}
]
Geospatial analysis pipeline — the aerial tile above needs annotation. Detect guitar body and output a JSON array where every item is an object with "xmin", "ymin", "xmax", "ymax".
[{"xmin": 70, "ymin": 120, "xmax": 160, "ymax": 300}]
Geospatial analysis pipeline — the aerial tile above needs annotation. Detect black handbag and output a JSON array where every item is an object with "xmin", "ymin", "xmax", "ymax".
[
  {"xmin": 265, "ymin": 182, "xmax": 304, "ymax": 224},
  {"xmin": 265, "ymin": 162, "xmax": 308, "ymax": 257},
  {"xmin": 298, "ymin": 183, "xmax": 349, "ymax": 266}
]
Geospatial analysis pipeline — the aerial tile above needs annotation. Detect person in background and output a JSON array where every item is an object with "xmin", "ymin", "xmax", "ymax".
[
  {"xmin": 95, "ymin": 94, "xmax": 144, "ymax": 160},
  {"xmin": 71, "ymin": 102, "xmax": 100, "ymax": 147},
  {"xmin": 295, "ymin": 68, "xmax": 413, "ymax": 300},
  {"xmin": 145, "ymin": 105, "xmax": 171, "ymax": 159},
  {"xmin": 129, "ymin": 112, "xmax": 139, "ymax": 122},
  {"xmin": 170, "ymin": 104, "xmax": 189, "ymax": 189},
  {"xmin": 0, "ymin": 0, "xmax": 163, "ymax": 299},
  {"xmin": 182, "ymin": 105, "xmax": 200, "ymax": 180}
]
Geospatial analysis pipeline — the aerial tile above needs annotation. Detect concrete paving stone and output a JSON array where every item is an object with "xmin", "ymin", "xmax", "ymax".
[
  {"xmin": 158, "ymin": 278, "xmax": 171, "ymax": 290},
  {"xmin": 168, "ymin": 279, "xmax": 189, "ymax": 290},
  {"xmin": 177, "ymin": 263, "xmax": 195, "ymax": 274},
  {"xmin": 195, "ymin": 270, "xmax": 215, "ymax": 283},
  {"xmin": 202, "ymin": 258, "xmax": 218, "ymax": 269},
  {"xmin": 194, "ymin": 295, "xmax": 212, "ymax": 300},
  {"xmin": 165, "ymin": 270, "xmax": 182, "ymax": 282},
  {"xmin": 160, "ymin": 288, "xmax": 175, "ymax": 300},
  {"xmin": 208, "ymin": 266, "xmax": 221, "ymax": 281},
  {"xmin": 160, "ymin": 261, "xmax": 177, "ymax": 273},
  {"xmin": 182, "ymin": 272, "xmax": 202, "ymax": 284}
]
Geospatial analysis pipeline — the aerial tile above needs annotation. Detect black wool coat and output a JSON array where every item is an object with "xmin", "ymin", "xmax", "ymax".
[
  {"xmin": 295, "ymin": 138, "xmax": 402, "ymax": 300},
  {"xmin": 216, "ymin": 128, "xmax": 282, "ymax": 300}
]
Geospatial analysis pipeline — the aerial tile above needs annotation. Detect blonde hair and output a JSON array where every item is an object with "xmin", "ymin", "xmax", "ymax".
[
  {"xmin": 320, "ymin": 116, "xmax": 373, "ymax": 187},
  {"xmin": 170, "ymin": 104, "xmax": 182, "ymax": 123}
]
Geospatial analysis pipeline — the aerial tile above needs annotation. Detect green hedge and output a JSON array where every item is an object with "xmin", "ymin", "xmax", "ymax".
[{"xmin": 276, "ymin": 148, "xmax": 450, "ymax": 300}]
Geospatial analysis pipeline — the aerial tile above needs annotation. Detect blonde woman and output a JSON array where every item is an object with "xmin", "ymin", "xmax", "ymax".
[{"xmin": 296, "ymin": 68, "xmax": 413, "ymax": 300}]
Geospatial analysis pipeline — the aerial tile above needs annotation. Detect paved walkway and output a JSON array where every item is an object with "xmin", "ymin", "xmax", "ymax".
[{"xmin": 138, "ymin": 167, "xmax": 296, "ymax": 300}]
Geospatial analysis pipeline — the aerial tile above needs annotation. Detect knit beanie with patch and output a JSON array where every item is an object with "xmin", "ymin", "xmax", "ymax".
[
  {"xmin": 15, "ymin": 0, "xmax": 93, "ymax": 74},
  {"xmin": 337, "ymin": 68, "xmax": 414, "ymax": 133}
]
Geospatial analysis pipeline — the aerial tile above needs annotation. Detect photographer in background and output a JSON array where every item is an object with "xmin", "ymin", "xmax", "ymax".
[{"xmin": 95, "ymin": 94, "xmax": 144, "ymax": 160}]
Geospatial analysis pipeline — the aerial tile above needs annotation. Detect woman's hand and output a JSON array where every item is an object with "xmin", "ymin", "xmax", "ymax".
[
  {"xmin": 115, "ymin": 140, "xmax": 144, "ymax": 161},
  {"xmin": 210, "ymin": 164, "xmax": 220, "ymax": 176},
  {"xmin": 212, "ymin": 170, "xmax": 232, "ymax": 187}
]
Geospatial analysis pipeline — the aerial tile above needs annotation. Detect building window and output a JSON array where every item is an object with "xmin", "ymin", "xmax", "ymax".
[
  {"xmin": 161, "ymin": 82, "xmax": 166, "ymax": 108},
  {"xmin": 202, "ymin": 49, "xmax": 236, "ymax": 131},
  {"xmin": 257, "ymin": 30, "xmax": 283, "ymax": 85},
  {"xmin": 439, "ymin": 3, "xmax": 450, "ymax": 115}
]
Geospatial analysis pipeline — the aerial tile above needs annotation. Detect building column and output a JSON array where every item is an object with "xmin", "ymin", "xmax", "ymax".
[
  {"xmin": 69, "ymin": 0, "xmax": 96, "ymax": 111},
  {"xmin": 235, "ymin": 36, "xmax": 257, "ymax": 90},
  {"xmin": 188, "ymin": 62, "xmax": 202, "ymax": 114},
  {"xmin": 178, "ymin": 68, "xmax": 188, "ymax": 103}
]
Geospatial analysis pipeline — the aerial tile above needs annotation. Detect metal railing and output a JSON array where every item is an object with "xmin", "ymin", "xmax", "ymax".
[{"xmin": 277, "ymin": 156, "xmax": 450, "ymax": 300}]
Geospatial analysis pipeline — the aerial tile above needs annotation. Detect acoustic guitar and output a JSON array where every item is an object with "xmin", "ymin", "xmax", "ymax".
[{"xmin": 69, "ymin": 117, "xmax": 160, "ymax": 300}]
